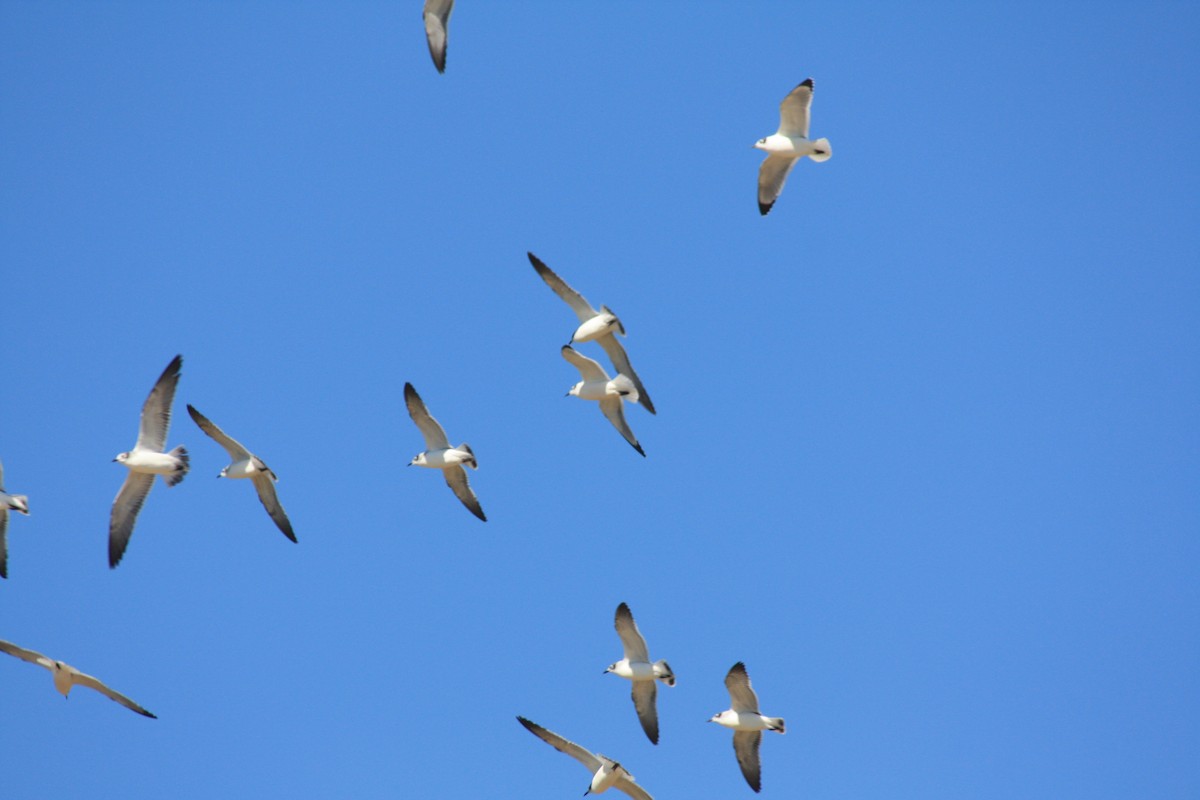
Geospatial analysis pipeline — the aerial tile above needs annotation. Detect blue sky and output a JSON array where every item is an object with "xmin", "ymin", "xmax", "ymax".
[{"xmin": 1, "ymin": 1, "xmax": 1197, "ymax": 797}]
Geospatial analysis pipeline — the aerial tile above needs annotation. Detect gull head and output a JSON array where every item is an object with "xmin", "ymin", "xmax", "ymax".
[
  {"xmin": 408, "ymin": 452, "xmax": 427, "ymax": 467},
  {"xmin": 753, "ymin": 137, "xmax": 769, "ymax": 151},
  {"xmin": 217, "ymin": 466, "xmax": 229, "ymax": 479},
  {"xmin": 567, "ymin": 382, "xmax": 583, "ymax": 398},
  {"xmin": 603, "ymin": 662, "xmax": 618, "ymax": 675},
  {"xmin": 113, "ymin": 452, "xmax": 130, "ymax": 464}
]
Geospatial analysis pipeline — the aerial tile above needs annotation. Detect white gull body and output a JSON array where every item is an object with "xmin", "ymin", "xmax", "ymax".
[
  {"xmin": 404, "ymin": 382, "xmax": 486, "ymax": 521},
  {"xmin": 561, "ymin": 345, "xmax": 645, "ymax": 457},
  {"xmin": 0, "ymin": 639, "xmax": 156, "ymax": 718},
  {"xmin": 517, "ymin": 716, "xmax": 653, "ymax": 800},
  {"xmin": 604, "ymin": 602, "xmax": 675, "ymax": 744},
  {"xmin": 709, "ymin": 661, "xmax": 786, "ymax": 793},
  {"xmin": 755, "ymin": 78, "xmax": 831, "ymax": 216}
]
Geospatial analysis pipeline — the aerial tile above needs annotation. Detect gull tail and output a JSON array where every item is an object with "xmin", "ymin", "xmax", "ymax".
[
  {"xmin": 164, "ymin": 445, "xmax": 189, "ymax": 487},
  {"xmin": 767, "ymin": 717, "xmax": 786, "ymax": 734},
  {"xmin": 609, "ymin": 374, "xmax": 639, "ymax": 403},
  {"xmin": 458, "ymin": 443, "xmax": 478, "ymax": 469},
  {"xmin": 7, "ymin": 495, "xmax": 29, "ymax": 515},
  {"xmin": 808, "ymin": 138, "xmax": 832, "ymax": 162},
  {"xmin": 654, "ymin": 660, "xmax": 675, "ymax": 687}
]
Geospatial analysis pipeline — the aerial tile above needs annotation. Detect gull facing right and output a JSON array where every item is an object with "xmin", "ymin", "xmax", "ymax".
[
  {"xmin": 561, "ymin": 345, "xmax": 645, "ymax": 457},
  {"xmin": 109, "ymin": 354, "xmax": 190, "ymax": 568},
  {"xmin": 709, "ymin": 661, "xmax": 786, "ymax": 793},
  {"xmin": 517, "ymin": 716, "xmax": 654, "ymax": 800},
  {"xmin": 404, "ymin": 382, "xmax": 486, "ymax": 521},
  {"xmin": 0, "ymin": 639, "xmax": 156, "ymax": 718},
  {"xmin": 528, "ymin": 252, "xmax": 655, "ymax": 415},
  {"xmin": 604, "ymin": 602, "xmax": 675, "ymax": 744},
  {"xmin": 186, "ymin": 405, "xmax": 297, "ymax": 543},
  {"xmin": 755, "ymin": 78, "xmax": 831, "ymax": 216},
  {"xmin": 0, "ymin": 458, "xmax": 30, "ymax": 579}
]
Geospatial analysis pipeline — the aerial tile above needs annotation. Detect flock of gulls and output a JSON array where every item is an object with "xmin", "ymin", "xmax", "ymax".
[{"xmin": 1, "ymin": 3, "xmax": 832, "ymax": 796}]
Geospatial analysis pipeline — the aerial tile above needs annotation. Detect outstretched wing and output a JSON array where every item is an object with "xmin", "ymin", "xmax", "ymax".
[
  {"xmin": 517, "ymin": 716, "xmax": 602, "ymax": 773},
  {"xmin": 778, "ymin": 79, "xmax": 814, "ymax": 138},
  {"xmin": 757, "ymin": 155, "xmax": 799, "ymax": 216},
  {"xmin": 72, "ymin": 670, "xmax": 157, "ymax": 718},
  {"xmin": 109, "ymin": 472, "xmax": 155, "ymax": 568},
  {"xmin": 614, "ymin": 774, "xmax": 655, "ymax": 800},
  {"xmin": 614, "ymin": 603, "xmax": 650, "ymax": 662},
  {"xmin": 251, "ymin": 471, "xmax": 297, "ymax": 542},
  {"xmin": 422, "ymin": 0, "xmax": 453, "ymax": 73},
  {"xmin": 0, "ymin": 509, "xmax": 7, "ymax": 579},
  {"xmin": 443, "ymin": 466, "xmax": 486, "ymax": 522},
  {"xmin": 561, "ymin": 345, "xmax": 610, "ymax": 383},
  {"xmin": 0, "ymin": 639, "xmax": 52, "ymax": 668},
  {"xmin": 732, "ymin": 729, "xmax": 763, "ymax": 792},
  {"xmin": 528, "ymin": 252, "xmax": 599, "ymax": 322},
  {"xmin": 136, "ymin": 355, "xmax": 182, "ymax": 452},
  {"xmin": 725, "ymin": 661, "xmax": 761, "ymax": 713},
  {"xmin": 599, "ymin": 396, "xmax": 645, "ymax": 457},
  {"xmin": 597, "ymin": 335, "xmax": 655, "ymax": 415},
  {"xmin": 404, "ymin": 383, "xmax": 451, "ymax": 451},
  {"xmin": 186, "ymin": 405, "xmax": 252, "ymax": 462},
  {"xmin": 631, "ymin": 680, "xmax": 659, "ymax": 745}
]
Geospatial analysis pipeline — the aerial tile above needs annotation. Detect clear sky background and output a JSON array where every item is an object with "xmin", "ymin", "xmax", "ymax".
[{"xmin": 1, "ymin": 2, "xmax": 1197, "ymax": 797}]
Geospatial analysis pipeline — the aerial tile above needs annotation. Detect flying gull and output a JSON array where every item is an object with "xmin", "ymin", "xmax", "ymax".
[
  {"xmin": 708, "ymin": 661, "xmax": 786, "ymax": 792},
  {"xmin": 604, "ymin": 602, "xmax": 674, "ymax": 744},
  {"xmin": 561, "ymin": 345, "xmax": 645, "ymax": 457},
  {"xmin": 422, "ymin": 0, "xmax": 454, "ymax": 73},
  {"xmin": 186, "ymin": 405, "xmax": 296, "ymax": 543},
  {"xmin": 0, "ymin": 639, "xmax": 156, "ymax": 718},
  {"xmin": 404, "ymin": 382, "xmax": 486, "ymax": 521},
  {"xmin": 110, "ymin": 354, "xmax": 189, "ymax": 568},
  {"xmin": 528, "ymin": 252, "xmax": 655, "ymax": 415},
  {"xmin": 516, "ymin": 716, "xmax": 654, "ymax": 800},
  {"xmin": 755, "ymin": 78, "xmax": 831, "ymax": 216},
  {"xmin": 0, "ymin": 459, "xmax": 30, "ymax": 579}
]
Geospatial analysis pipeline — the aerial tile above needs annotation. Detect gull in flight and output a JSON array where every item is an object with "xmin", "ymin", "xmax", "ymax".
[
  {"xmin": 528, "ymin": 252, "xmax": 655, "ymax": 415},
  {"xmin": 186, "ymin": 405, "xmax": 297, "ymax": 543},
  {"xmin": 422, "ymin": 0, "xmax": 454, "ymax": 73},
  {"xmin": 561, "ymin": 346, "xmax": 645, "ymax": 457},
  {"xmin": 0, "ymin": 459, "xmax": 30, "ymax": 579},
  {"xmin": 404, "ymin": 382, "xmax": 486, "ymax": 521},
  {"xmin": 755, "ymin": 78, "xmax": 831, "ymax": 216},
  {"xmin": 0, "ymin": 639, "xmax": 156, "ymax": 718},
  {"xmin": 110, "ymin": 354, "xmax": 189, "ymax": 568},
  {"xmin": 708, "ymin": 661, "xmax": 786, "ymax": 792},
  {"xmin": 604, "ymin": 602, "xmax": 675, "ymax": 744},
  {"xmin": 517, "ymin": 716, "xmax": 654, "ymax": 800}
]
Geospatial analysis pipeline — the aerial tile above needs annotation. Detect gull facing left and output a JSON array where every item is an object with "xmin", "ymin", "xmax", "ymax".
[
  {"xmin": 604, "ymin": 602, "xmax": 675, "ymax": 744},
  {"xmin": 709, "ymin": 661, "xmax": 786, "ymax": 792},
  {"xmin": 561, "ymin": 346, "xmax": 645, "ymax": 457},
  {"xmin": 186, "ymin": 405, "xmax": 297, "ymax": 543},
  {"xmin": 754, "ymin": 78, "xmax": 832, "ymax": 216},
  {"xmin": 0, "ymin": 639, "xmax": 156, "ymax": 718},
  {"xmin": 517, "ymin": 716, "xmax": 654, "ymax": 800},
  {"xmin": 110, "ymin": 354, "xmax": 189, "ymax": 568},
  {"xmin": 404, "ymin": 382, "xmax": 486, "ymax": 521},
  {"xmin": 0, "ymin": 458, "xmax": 30, "ymax": 579}
]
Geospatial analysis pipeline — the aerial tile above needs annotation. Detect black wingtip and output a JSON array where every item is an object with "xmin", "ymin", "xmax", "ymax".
[
  {"xmin": 633, "ymin": 442, "xmax": 646, "ymax": 457},
  {"xmin": 759, "ymin": 201, "xmax": 774, "ymax": 216},
  {"xmin": 800, "ymin": 77, "xmax": 814, "ymax": 89}
]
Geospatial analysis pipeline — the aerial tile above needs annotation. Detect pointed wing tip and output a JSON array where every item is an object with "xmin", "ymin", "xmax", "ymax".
[
  {"xmin": 800, "ymin": 77, "xmax": 814, "ymax": 89},
  {"xmin": 758, "ymin": 201, "xmax": 774, "ymax": 216}
]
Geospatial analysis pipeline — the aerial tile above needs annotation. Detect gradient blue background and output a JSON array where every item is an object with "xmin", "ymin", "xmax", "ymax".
[{"xmin": 1, "ymin": 2, "xmax": 1197, "ymax": 797}]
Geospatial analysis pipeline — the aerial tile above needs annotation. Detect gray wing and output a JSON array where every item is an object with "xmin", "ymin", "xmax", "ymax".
[
  {"xmin": 631, "ymin": 680, "xmax": 659, "ymax": 745},
  {"xmin": 725, "ymin": 661, "xmax": 761, "ymax": 713},
  {"xmin": 597, "ymin": 335, "xmax": 655, "ymax": 415},
  {"xmin": 614, "ymin": 602, "xmax": 650, "ymax": 662},
  {"xmin": 517, "ymin": 717, "xmax": 602, "ymax": 773},
  {"xmin": 186, "ymin": 405, "xmax": 252, "ymax": 462},
  {"xmin": 732, "ymin": 729, "xmax": 763, "ymax": 792},
  {"xmin": 778, "ymin": 79, "xmax": 814, "ymax": 138},
  {"xmin": 136, "ymin": 355, "xmax": 182, "ymax": 452},
  {"xmin": 109, "ymin": 472, "xmax": 155, "ymax": 568},
  {"xmin": 614, "ymin": 775, "xmax": 655, "ymax": 800},
  {"xmin": 251, "ymin": 471, "xmax": 297, "ymax": 542},
  {"xmin": 0, "ymin": 458, "xmax": 5, "ymax": 484},
  {"xmin": 757, "ymin": 154, "xmax": 799, "ymax": 216},
  {"xmin": 561, "ymin": 345, "xmax": 610, "ymax": 383},
  {"xmin": 72, "ymin": 670, "xmax": 157, "ymax": 718},
  {"xmin": 0, "ymin": 508, "xmax": 7, "ymax": 579},
  {"xmin": 443, "ymin": 465, "xmax": 486, "ymax": 522},
  {"xmin": 528, "ymin": 252, "xmax": 599, "ymax": 322},
  {"xmin": 404, "ymin": 383, "xmax": 451, "ymax": 450},
  {"xmin": 599, "ymin": 396, "xmax": 645, "ymax": 457},
  {"xmin": 422, "ymin": 0, "xmax": 453, "ymax": 73},
  {"xmin": 0, "ymin": 639, "xmax": 52, "ymax": 667}
]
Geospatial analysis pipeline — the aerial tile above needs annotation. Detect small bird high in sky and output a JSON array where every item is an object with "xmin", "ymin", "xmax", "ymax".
[
  {"xmin": 0, "ymin": 458, "xmax": 30, "ymax": 579},
  {"xmin": 517, "ymin": 716, "xmax": 654, "ymax": 800},
  {"xmin": 186, "ymin": 404, "xmax": 297, "ymax": 543},
  {"xmin": 528, "ymin": 252, "xmax": 655, "ymax": 415},
  {"xmin": 109, "ymin": 354, "xmax": 189, "ymax": 568},
  {"xmin": 561, "ymin": 345, "xmax": 646, "ymax": 456},
  {"xmin": 404, "ymin": 382, "xmax": 486, "ymax": 521},
  {"xmin": 755, "ymin": 79, "xmax": 831, "ymax": 216},
  {"xmin": 0, "ymin": 639, "xmax": 156, "ymax": 718},
  {"xmin": 603, "ymin": 602, "xmax": 675, "ymax": 744},
  {"xmin": 709, "ymin": 661, "xmax": 786, "ymax": 792}
]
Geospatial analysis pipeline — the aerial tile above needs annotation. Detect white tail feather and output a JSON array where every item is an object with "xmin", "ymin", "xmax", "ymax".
[
  {"xmin": 808, "ymin": 137, "xmax": 831, "ymax": 162},
  {"xmin": 609, "ymin": 374, "xmax": 639, "ymax": 402}
]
